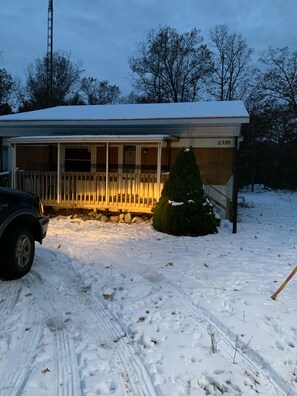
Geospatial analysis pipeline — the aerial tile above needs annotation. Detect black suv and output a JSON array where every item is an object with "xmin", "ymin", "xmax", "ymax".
[{"xmin": 0, "ymin": 187, "xmax": 49, "ymax": 279}]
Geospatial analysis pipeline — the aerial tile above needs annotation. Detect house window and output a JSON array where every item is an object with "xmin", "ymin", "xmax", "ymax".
[
  {"xmin": 65, "ymin": 148, "xmax": 91, "ymax": 172},
  {"xmin": 123, "ymin": 145, "xmax": 136, "ymax": 173}
]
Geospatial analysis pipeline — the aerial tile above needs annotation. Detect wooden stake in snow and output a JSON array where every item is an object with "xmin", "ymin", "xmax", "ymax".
[{"xmin": 271, "ymin": 266, "xmax": 297, "ymax": 300}]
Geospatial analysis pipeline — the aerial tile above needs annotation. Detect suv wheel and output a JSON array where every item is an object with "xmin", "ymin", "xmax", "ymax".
[{"xmin": 2, "ymin": 227, "xmax": 35, "ymax": 279}]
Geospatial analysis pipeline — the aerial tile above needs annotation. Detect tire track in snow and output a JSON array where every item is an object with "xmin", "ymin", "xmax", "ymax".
[
  {"xmin": 0, "ymin": 282, "xmax": 22, "ymax": 317},
  {"xmin": 33, "ymin": 256, "xmax": 158, "ymax": 396},
  {"xmin": 45, "ymin": 317, "xmax": 81, "ymax": 396},
  {"xmin": 166, "ymin": 282, "xmax": 296, "ymax": 396},
  {"xmin": 0, "ymin": 303, "xmax": 43, "ymax": 396},
  {"xmin": 29, "ymin": 271, "xmax": 83, "ymax": 396},
  {"xmin": 88, "ymin": 295, "xmax": 158, "ymax": 396},
  {"xmin": 136, "ymin": 267, "xmax": 297, "ymax": 396}
]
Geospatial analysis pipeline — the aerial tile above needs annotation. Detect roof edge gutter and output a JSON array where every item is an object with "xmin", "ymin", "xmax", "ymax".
[{"xmin": 7, "ymin": 134, "xmax": 178, "ymax": 145}]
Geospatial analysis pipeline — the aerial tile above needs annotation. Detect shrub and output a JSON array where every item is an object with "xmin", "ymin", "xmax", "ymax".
[{"xmin": 153, "ymin": 147, "xmax": 217, "ymax": 236}]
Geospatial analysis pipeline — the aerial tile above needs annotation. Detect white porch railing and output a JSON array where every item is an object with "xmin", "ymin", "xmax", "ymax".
[
  {"xmin": 14, "ymin": 171, "xmax": 232, "ymax": 218},
  {"xmin": 203, "ymin": 183, "xmax": 232, "ymax": 220},
  {"xmin": 16, "ymin": 171, "xmax": 168, "ymax": 213}
]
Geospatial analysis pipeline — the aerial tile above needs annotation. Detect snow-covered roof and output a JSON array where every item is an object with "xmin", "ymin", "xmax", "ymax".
[{"xmin": 0, "ymin": 101, "xmax": 249, "ymax": 122}]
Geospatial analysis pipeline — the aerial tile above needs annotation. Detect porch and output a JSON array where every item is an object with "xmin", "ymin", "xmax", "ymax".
[{"xmin": 7, "ymin": 134, "xmax": 233, "ymax": 218}]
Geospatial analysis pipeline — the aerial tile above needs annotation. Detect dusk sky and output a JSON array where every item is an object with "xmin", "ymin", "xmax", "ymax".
[{"xmin": 1, "ymin": 0, "xmax": 296, "ymax": 95}]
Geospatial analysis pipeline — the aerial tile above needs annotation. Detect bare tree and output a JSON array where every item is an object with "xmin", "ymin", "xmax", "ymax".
[
  {"xmin": 129, "ymin": 25, "xmax": 213, "ymax": 103},
  {"xmin": 19, "ymin": 51, "xmax": 84, "ymax": 111},
  {"xmin": 240, "ymin": 82, "xmax": 297, "ymax": 190},
  {"xmin": 208, "ymin": 24, "xmax": 254, "ymax": 101},
  {"xmin": 258, "ymin": 47, "xmax": 297, "ymax": 117},
  {"xmin": 80, "ymin": 77, "xmax": 121, "ymax": 104},
  {"xmin": 0, "ymin": 68, "xmax": 15, "ymax": 114}
]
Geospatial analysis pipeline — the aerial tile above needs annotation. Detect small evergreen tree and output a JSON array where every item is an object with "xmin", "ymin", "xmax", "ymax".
[{"xmin": 153, "ymin": 147, "xmax": 217, "ymax": 236}]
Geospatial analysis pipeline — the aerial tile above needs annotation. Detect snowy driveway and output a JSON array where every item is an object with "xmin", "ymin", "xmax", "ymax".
[{"xmin": 1, "ymin": 189, "xmax": 297, "ymax": 395}]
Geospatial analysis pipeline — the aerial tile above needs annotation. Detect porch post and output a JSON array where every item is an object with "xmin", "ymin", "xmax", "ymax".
[
  {"xmin": 57, "ymin": 142, "xmax": 61, "ymax": 204},
  {"xmin": 157, "ymin": 141, "xmax": 162, "ymax": 197},
  {"xmin": 0, "ymin": 137, "xmax": 3, "ymax": 172},
  {"xmin": 232, "ymin": 137, "xmax": 239, "ymax": 234},
  {"xmin": 105, "ymin": 143, "xmax": 109, "ymax": 204},
  {"xmin": 11, "ymin": 143, "xmax": 16, "ymax": 189}
]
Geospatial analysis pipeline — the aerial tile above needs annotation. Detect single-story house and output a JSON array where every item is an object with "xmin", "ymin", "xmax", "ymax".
[{"xmin": 0, "ymin": 101, "xmax": 249, "ymax": 228}]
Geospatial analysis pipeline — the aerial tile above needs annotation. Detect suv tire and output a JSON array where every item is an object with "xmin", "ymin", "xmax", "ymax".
[{"xmin": 2, "ymin": 227, "xmax": 35, "ymax": 279}]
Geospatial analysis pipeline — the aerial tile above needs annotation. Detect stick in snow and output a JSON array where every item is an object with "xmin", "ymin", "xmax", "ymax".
[{"xmin": 271, "ymin": 266, "xmax": 297, "ymax": 300}]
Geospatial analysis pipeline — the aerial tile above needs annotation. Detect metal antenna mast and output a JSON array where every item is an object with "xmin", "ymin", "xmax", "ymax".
[{"xmin": 47, "ymin": 0, "xmax": 54, "ymax": 106}]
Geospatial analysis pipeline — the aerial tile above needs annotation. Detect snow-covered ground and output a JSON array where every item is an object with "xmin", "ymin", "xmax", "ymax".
[{"xmin": 1, "ymin": 187, "xmax": 297, "ymax": 396}]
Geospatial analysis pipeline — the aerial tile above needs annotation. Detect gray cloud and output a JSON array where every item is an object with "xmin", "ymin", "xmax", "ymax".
[{"xmin": 1, "ymin": 0, "xmax": 296, "ymax": 95}]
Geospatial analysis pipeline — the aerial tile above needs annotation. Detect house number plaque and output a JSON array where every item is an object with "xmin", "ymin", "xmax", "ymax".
[{"xmin": 217, "ymin": 139, "xmax": 232, "ymax": 146}]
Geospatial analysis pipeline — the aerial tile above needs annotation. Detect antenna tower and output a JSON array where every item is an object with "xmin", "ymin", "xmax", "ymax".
[{"xmin": 47, "ymin": 0, "xmax": 54, "ymax": 106}]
